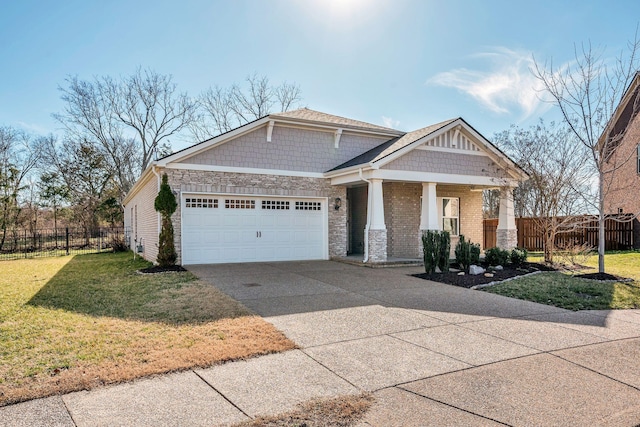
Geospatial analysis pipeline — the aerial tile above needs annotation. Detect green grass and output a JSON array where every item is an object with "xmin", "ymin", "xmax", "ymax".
[
  {"xmin": 484, "ymin": 251, "xmax": 640, "ymax": 310},
  {"xmin": 0, "ymin": 252, "xmax": 294, "ymax": 406}
]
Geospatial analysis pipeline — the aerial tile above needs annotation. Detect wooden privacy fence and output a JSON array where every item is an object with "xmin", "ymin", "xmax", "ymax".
[{"xmin": 483, "ymin": 215, "xmax": 636, "ymax": 251}]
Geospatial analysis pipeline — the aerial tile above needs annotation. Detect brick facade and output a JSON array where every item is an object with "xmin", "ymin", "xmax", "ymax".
[
  {"xmin": 604, "ymin": 107, "xmax": 640, "ymax": 216},
  {"xmin": 377, "ymin": 183, "xmax": 484, "ymax": 259}
]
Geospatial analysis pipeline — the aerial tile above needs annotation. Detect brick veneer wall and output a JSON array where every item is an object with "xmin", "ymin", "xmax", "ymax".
[
  {"xmin": 164, "ymin": 168, "xmax": 347, "ymax": 264},
  {"xmin": 381, "ymin": 183, "xmax": 484, "ymax": 259},
  {"xmin": 604, "ymin": 109, "xmax": 640, "ymax": 215}
]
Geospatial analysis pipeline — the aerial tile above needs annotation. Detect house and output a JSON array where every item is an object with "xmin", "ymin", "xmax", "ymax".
[
  {"xmin": 600, "ymin": 71, "xmax": 640, "ymax": 247},
  {"xmin": 123, "ymin": 108, "xmax": 527, "ymax": 265}
]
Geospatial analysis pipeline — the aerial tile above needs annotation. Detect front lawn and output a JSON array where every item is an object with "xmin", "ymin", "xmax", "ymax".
[
  {"xmin": 483, "ymin": 251, "xmax": 640, "ymax": 310},
  {"xmin": 0, "ymin": 252, "xmax": 295, "ymax": 406}
]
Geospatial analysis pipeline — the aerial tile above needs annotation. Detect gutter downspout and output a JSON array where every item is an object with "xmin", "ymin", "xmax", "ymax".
[{"xmin": 359, "ymin": 168, "xmax": 371, "ymax": 263}]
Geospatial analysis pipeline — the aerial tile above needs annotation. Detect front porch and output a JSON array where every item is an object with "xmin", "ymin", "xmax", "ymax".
[{"xmin": 343, "ymin": 180, "xmax": 518, "ymax": 265}]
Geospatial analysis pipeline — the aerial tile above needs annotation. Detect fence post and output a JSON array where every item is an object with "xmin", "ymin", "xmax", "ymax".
[{"xmin": 66, "ymin": 227, "xmax": 69, "ymax": 256}]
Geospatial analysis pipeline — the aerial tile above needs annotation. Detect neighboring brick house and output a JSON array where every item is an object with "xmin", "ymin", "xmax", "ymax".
[
  {"xmin": 601, "ymin": 72, "xmax": 640, "ymax": 247},
  {"xmin": 123, "ymin": 108, "xmax": 527, "ymax": 265}
]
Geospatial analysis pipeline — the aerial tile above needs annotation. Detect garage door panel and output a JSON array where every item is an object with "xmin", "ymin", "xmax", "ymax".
[{"xmin": 182, "ymin": 195, "xmax": 326, "ymax": 264}]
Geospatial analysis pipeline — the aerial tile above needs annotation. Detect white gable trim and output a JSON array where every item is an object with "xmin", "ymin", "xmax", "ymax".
[
  {"xmin": 165, "ymin": 163, "xmax": 325, "ymax": 178},
  {"xmin": 415, "ymin": 145, "xmax": 489, "ymax": 157},
  {"xmin": 371, "ymin": 119, "xmax": 527, "ymax": 181}
]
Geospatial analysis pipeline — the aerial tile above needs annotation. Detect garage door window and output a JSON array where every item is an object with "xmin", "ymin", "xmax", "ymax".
[
  {"xmin": 185, "ymin": 198, "xmax": 218, "ymax": 208},
  {"xmin": 295, "ymin": 201, "xmax": 322, "ymax": 211},
  {"xmin": 225, "ymin": 199, "xmax": 255, "ymax": 209},
  {"xmin": 262, "ymin": 200, "xmax": 290, "ymax": 210}
]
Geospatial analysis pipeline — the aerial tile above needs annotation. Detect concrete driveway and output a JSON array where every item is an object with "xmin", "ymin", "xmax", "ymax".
[
  {"xmin": 4, "ymin": 260, "xmax": 640, "ymax": 426},
  {"xmin": 189, "ymin": 260, "xmax": 640, "ymax": 426}
]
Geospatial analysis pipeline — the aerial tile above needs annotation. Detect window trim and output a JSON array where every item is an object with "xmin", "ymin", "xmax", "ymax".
[
  {"xmin": 637, "ymin": 143, "xmax": 640, "ymax": 174},
  {"xmin": 438, "ymin": 197, "xmax": 460, "ymax": 236}
]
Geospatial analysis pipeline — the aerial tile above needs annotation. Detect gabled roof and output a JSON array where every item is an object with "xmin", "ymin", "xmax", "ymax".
[
  {"xmin": 328, "ymin": 118, "xmax": 457, "ymax": 172},
  {"xmin": 272, "ymin": 108, "xmax": 402, "ymax": 134},
  {"xmin": 328, "ymin": 117, "xmax": 528, "ymax": 181}
]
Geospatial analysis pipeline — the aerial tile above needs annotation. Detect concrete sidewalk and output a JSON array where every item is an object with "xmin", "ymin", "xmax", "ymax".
[{"xmin": 3, "ymin": 261, "xmax": 640, "ymax": 426}]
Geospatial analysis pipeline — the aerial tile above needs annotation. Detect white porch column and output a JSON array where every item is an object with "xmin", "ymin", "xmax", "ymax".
[
  {"xmin": 365, "ymin": 178, "xmax": 387, "ymax": 262},
  {"xmin": 497, "ymin": 186, "xmax": 517, "ymax": 249},
  {"xmin": 368, "ymin": 178, "xmax": 386, "ymax": 230},
  {"xmin": 419, "ymin": 182, "xmax": 439, "ymax": 231}
]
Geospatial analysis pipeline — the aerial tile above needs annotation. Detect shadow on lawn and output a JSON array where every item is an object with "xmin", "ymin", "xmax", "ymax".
[{"xmin": 27, "ymin": 252, "xmax": 251, "ymax": 325}]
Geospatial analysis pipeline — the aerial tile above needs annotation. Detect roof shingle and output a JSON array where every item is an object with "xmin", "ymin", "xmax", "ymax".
[{"xmin": 271, "ymin": 108, "xmax": 401, "ymax": 133}]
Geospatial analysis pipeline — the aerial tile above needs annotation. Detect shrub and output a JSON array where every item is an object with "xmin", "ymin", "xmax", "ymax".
[
  {"xmin": 154, "ymin": 173, "xmax": 178, "ymax": 267},
  {"xmin": 470, "ymin": 243, "xmax": 481, "ymax": 265},
  {"xmin": 510, "ymin": 247, "xmax": 528, "ymax": 266},
  {"xmin": 438, "ymin": 231, "xmax": 451, "ymax": 273},
  {"xmin": 421, "ymin": 230, "xmax": 451, "ymax": 273},
  {"xmin": 110, "ymin": 235, "xmax": 129, "ymax": 252},
  {"xmin": 485, "ymin": 247, "xmax": 510, "ymax": 266},
  {"xmin": 455, "ymin": 235, "xmax": 480, "ymax": 272}
]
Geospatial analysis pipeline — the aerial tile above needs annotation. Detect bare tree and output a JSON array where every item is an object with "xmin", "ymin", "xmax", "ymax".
[
  {"xmin": 0, "ymin": 127, "xmax": 40, "ymax": 250},
  {"xmin": 191, "ymin": 74, "xmax": 302, "ymax": 140},
  {"xmin": 534, "ymin": 33, "xmax": 640, "ymax": 272},
  {"xmin": 41, "ymin": 135, "xmax": 114, "ymax": 239},
  {"xmin": 55, "ymin": 68, "xmax": 197, "ymax": 197},
  {"xmin": 494, "ymin": 121, "xmax": 591, "ymax": 263}
]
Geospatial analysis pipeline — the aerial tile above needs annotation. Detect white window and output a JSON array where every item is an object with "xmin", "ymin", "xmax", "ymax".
[{"xmin": 439, "ymin": 197, "xmax": 459, "ymax": 235}]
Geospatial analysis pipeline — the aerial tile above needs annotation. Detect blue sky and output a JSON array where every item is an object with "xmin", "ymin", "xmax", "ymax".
[{"xmin": 2, "ymin": 0, "xmax": 640, "ymax": 151}]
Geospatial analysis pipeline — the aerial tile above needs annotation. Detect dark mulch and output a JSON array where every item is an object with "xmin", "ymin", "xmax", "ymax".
[
  {"xmin": 574, "ymin": 272, "xmax": 626, "ymax": 281},
  {"xmin": 138, "ymin": 265, "xmax": 188, "ymax": 274},
  {"xmin": 412, "ymin": 262, "xmax": 555, "ymax": 288}
]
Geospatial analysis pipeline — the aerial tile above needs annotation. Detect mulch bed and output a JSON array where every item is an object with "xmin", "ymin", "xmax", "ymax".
[
  {"xmin": 412, "ymin": 262, "xmax": 555, "ymax": 288},
  {"xmin": 138, "ymin": 265, "xmax": 188, "ymax": 274}
]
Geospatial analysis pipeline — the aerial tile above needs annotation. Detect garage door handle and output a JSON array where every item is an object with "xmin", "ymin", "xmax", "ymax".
[{"xmin": 256, "ymin": 231, "xmax": 262, "ymax": 238}]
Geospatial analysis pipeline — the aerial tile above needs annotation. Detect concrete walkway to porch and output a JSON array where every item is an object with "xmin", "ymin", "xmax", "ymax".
[{"xmin": 3, "ymin": 260, "xmax": 640, "ymax": 426}]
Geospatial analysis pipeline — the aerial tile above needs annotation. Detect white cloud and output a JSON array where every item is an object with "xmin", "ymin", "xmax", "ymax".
[
  {"xmin": 428, "ymin": 48, "xmax": 554, "ymax": 120},
  {"xmin": 381, "ymin": 116, "xmax": 400, "ymax": 129}
]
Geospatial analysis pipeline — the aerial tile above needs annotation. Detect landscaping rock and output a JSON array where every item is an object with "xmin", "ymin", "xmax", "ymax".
[
  {"xmin": 469, "ymin": 265, "xmax": 485, "ymax": 275},
  {"xmin": 457, "ymin": 272, "xmax": 465, "ymax": 276},
  {"xmin": 484, "ymin": 273, "xmax": 494, "ymax": 278},
  {"xmin": 494, "ymin": 265, "xmax": 504, "ymax": 271}
]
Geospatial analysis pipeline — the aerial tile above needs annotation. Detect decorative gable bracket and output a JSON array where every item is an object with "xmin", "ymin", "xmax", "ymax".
[
  {"xmin": 266, "ymin": 120, "xmax": 275, "ymax": 142},
  {"xmin": 334, "ymin": 128, "xmax": 343, "ymax": 148}
]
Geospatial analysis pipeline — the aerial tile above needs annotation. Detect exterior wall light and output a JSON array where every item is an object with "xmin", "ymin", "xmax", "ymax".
[{"xmin": 334, "ymin": 197, "xmax": 342, "ymax": 210}]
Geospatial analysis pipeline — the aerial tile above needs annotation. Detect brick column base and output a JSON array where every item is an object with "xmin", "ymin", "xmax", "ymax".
[
  {"xmin": 367, "ymin": 229, "xmax": 387, "ymax": 263},
  {"xmin": 496, "ymin": 229, "xmax": 517, "ymax": 250}
]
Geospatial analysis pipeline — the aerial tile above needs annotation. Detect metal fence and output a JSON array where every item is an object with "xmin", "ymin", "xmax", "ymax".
[
  {"xmin": 0, "ymin": 227, "xmax": 131, "ymax": 261},
  {"xmin": 483, "ymin": 215, "xmax": 636, "ymax": 251}
]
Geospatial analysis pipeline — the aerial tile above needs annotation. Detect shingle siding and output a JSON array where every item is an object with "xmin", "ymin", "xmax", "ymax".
[
  {"xmin": 382, "ymin": 150, "xmax": 509, "ymax": 179},
  {"xmin": 179, "ymin": 125, "xmax": 391, "ymax": 173}
]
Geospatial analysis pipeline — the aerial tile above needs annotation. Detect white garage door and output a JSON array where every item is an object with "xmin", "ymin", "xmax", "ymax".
[{"xmin": 181, "ymin": 194, "xmax": 327, "ymax": 265}]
